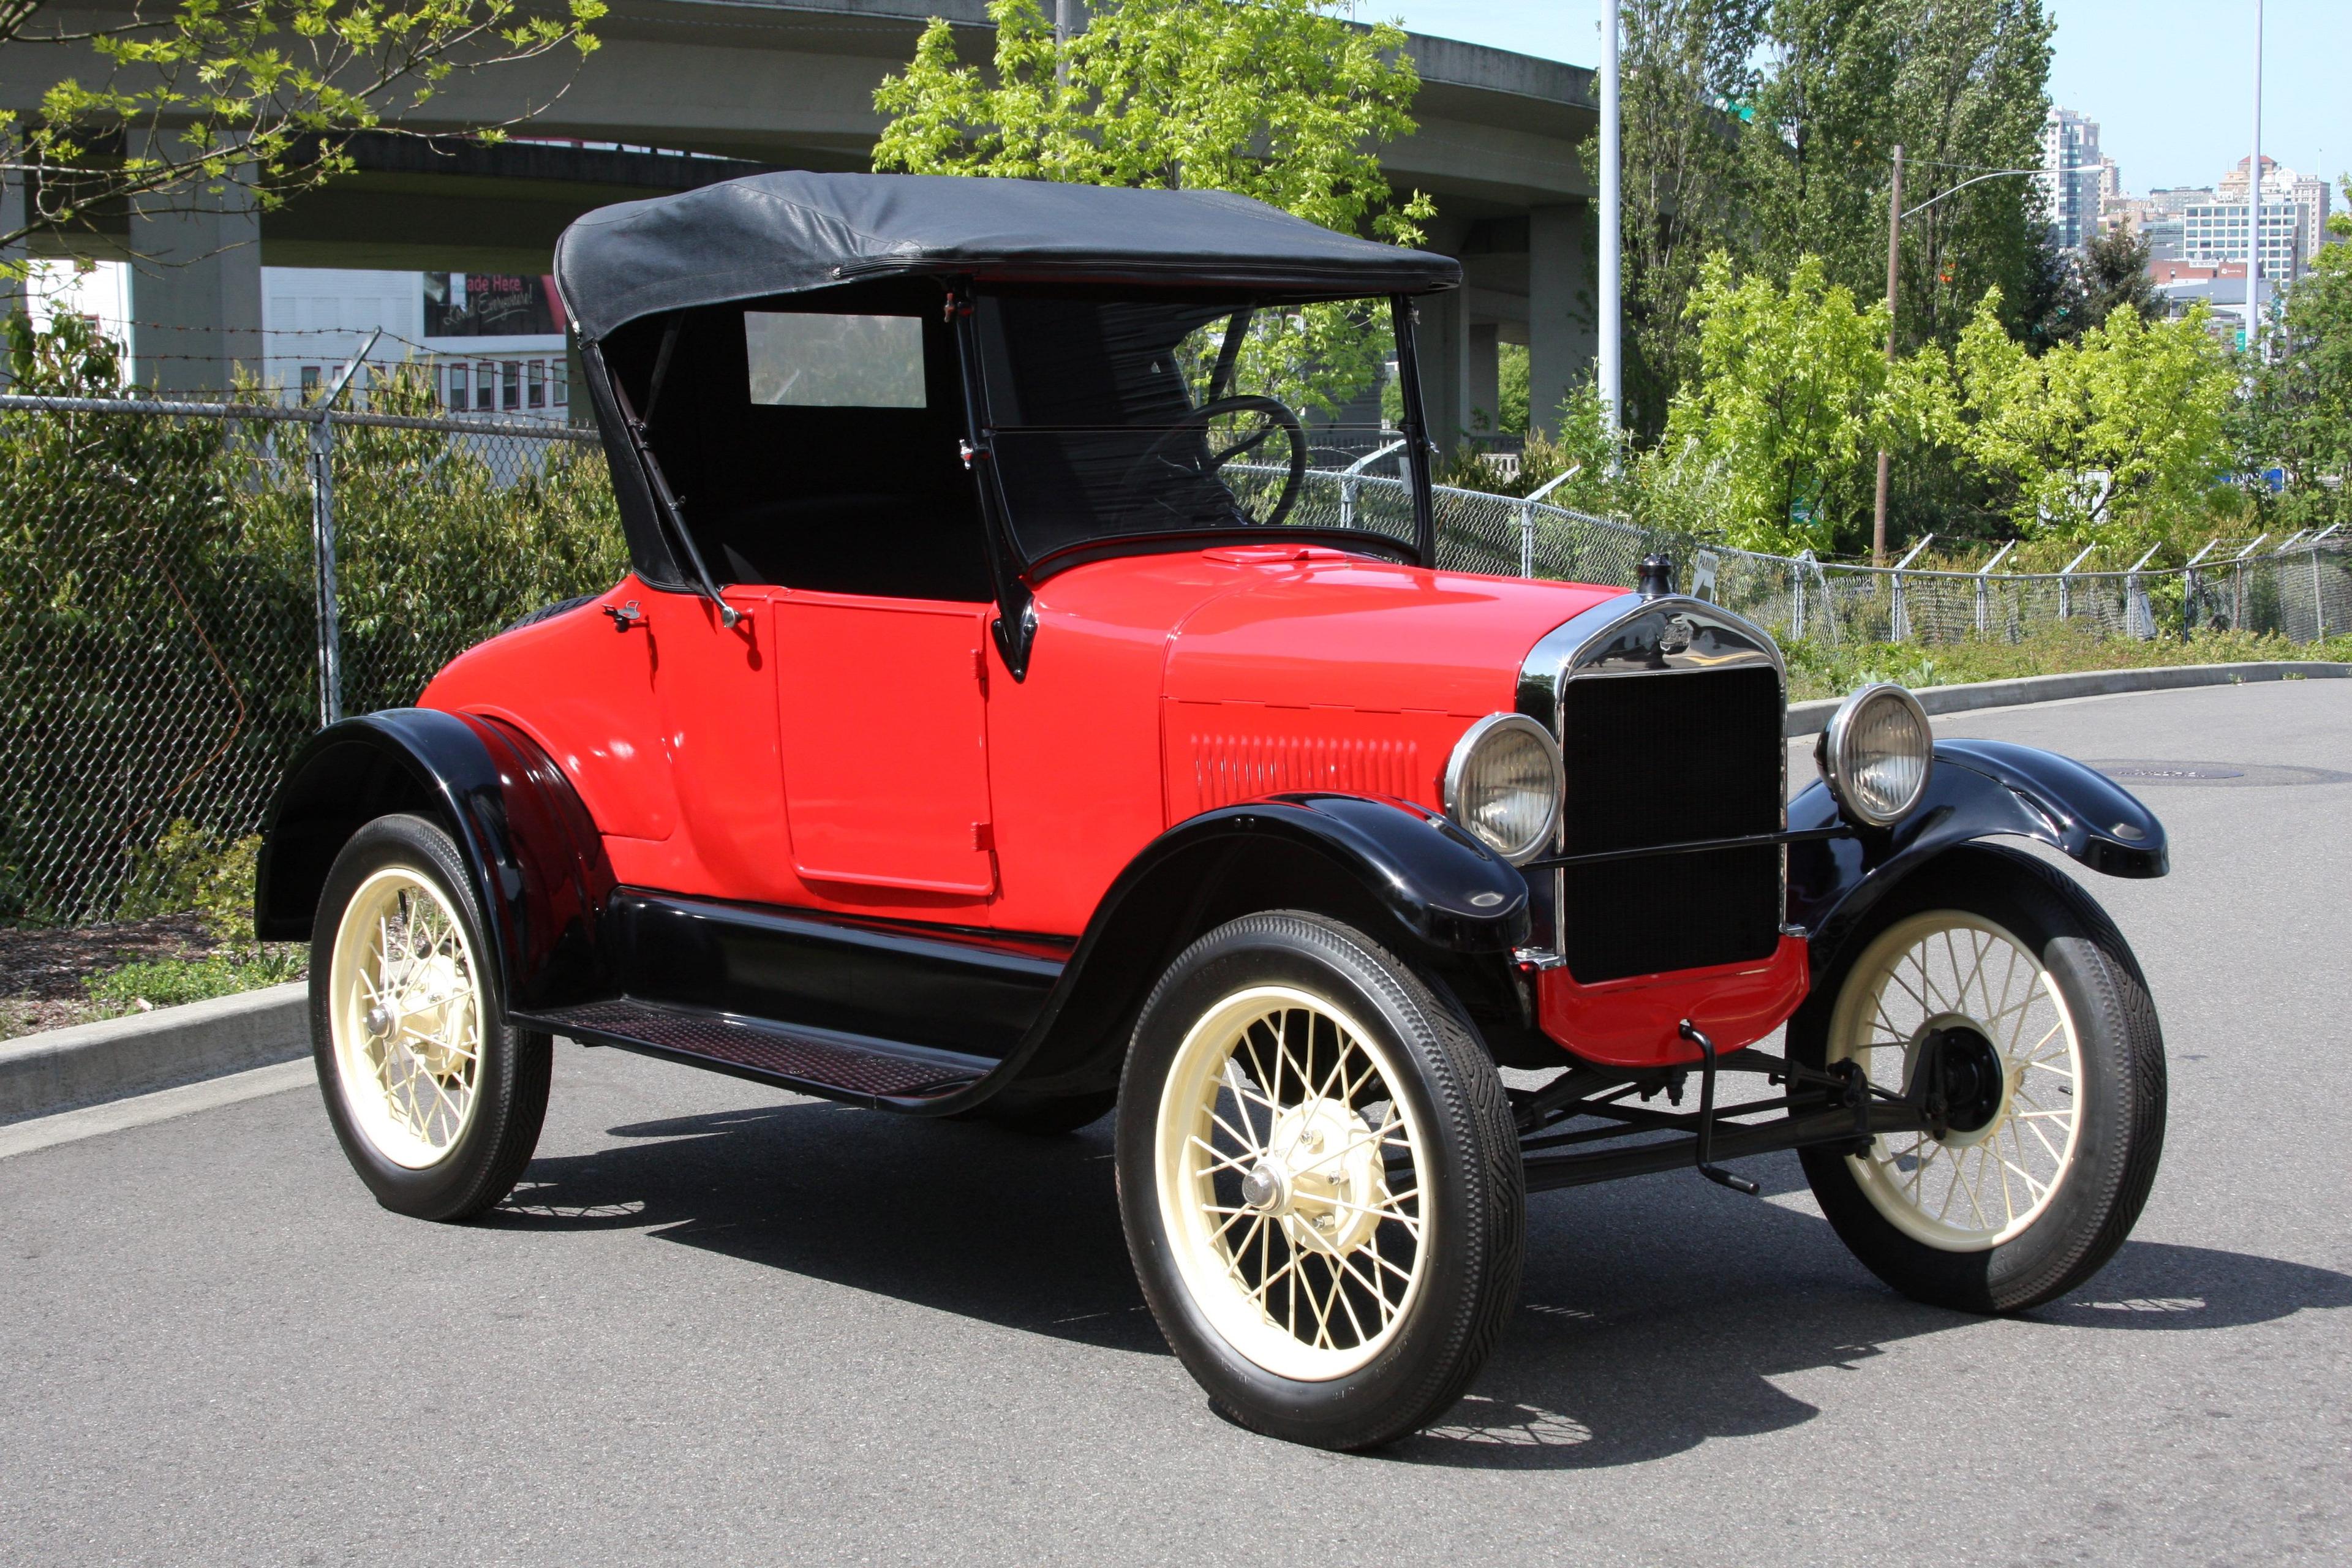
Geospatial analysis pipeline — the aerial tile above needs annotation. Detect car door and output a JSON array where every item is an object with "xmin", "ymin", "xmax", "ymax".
[{"xmin": 773, "ymin": 592, "xmax": 997, "ymax": 903}]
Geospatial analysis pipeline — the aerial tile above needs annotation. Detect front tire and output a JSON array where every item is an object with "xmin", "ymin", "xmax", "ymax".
[
  {"xmin": 311, "ymin": 813, "xmax": 551, "ymax": 1221},
  {"xmin": 1116, "ymin": 912, "xmax": 1523, "ymax": 1450},
  {"xmin": 1793, "ymin": 846, "xmax": 2166, "ymax": 1313}
]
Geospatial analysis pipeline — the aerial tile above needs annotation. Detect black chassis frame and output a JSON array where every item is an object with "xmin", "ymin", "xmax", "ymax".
[{"xmin": 255, "ymin": 594, "xmax": 2167, "ymax": 1189}]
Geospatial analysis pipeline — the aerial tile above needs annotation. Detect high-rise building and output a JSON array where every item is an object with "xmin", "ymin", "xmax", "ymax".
[
  {"xmin": 2040, "ymin": 108, "xmax": 2105, "ymax": 253},
  {"xmin": 2201, "ymin": 155, "xmax": 2332, "ymax": 277}
]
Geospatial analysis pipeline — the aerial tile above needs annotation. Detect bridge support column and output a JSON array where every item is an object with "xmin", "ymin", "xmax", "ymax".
[
  {"xmin": 1527, "ymin": 202, "xmax": 1595, "ymax": 438},
  {"xmin": 1467, "ymin": 320, "xmax": 1499, "ymax": 432},
  {"xmin": 1413, "ymin": 285, "xmax": 1470, "ymax": 453},
  {"xmin": 129, "ymin": 160, "xmax": 263, "ymax": 392}
]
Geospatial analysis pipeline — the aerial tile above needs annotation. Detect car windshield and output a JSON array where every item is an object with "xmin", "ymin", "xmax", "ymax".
[{"xmin": 971, "ymin": 290, "xmax": 1417, "ymax": 565}]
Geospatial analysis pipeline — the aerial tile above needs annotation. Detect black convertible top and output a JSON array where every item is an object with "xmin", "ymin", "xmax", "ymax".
[{"xmin": 554, "ymin": 172, "xmax": 1461, "ymax": 341}]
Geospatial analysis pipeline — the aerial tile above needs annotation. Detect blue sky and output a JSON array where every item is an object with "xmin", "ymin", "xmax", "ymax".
[{"xmin": 1380, "ymin": 1, "xmax": 2348, "ymax": 193}]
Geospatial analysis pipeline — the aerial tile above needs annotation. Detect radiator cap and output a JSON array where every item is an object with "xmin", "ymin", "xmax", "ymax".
[{"xmin": 1637, "ymin": 553, "xmax": 1677, "ymax": 598}]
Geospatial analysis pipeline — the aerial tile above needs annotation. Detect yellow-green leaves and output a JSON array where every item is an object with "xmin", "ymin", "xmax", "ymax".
[
  {"xmin": 7, "ymin": 0, "xmax": 606, "ymax": 255},
  {"xmin": 1952, "ymin": 290, "xmax": 2234, "ymax": 537},
  {"xmin": 874, "ymin": 0, "xmax": 1429, "ymax": 246},
  {"xmin": 873, "ymin": 0, "xmax": 1431, "ymax": 420}
]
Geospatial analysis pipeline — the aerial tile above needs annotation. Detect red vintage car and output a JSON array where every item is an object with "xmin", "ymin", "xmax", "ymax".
[{"xmin": 260, "ymin": 173, "xmax": 2170, "ymax": 1450}]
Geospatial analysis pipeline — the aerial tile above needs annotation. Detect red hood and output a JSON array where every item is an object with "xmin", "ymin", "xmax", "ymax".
[{"xmin": 1149, "ymin": 548, "xmax": 1621, "ymax": 716}]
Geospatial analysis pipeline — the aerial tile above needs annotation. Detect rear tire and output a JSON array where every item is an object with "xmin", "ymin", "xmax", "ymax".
[
  {"xmin": 310, "ymin": 813, "xmax": 551, "ymax": 1221},
  {"xmin": 1116, "ymin": 911, "xmax": 1523, "ymax": 1450},
  {"xmin": 1792, "ymin": 846, "xmax": 2166, "ymax": 1313}
]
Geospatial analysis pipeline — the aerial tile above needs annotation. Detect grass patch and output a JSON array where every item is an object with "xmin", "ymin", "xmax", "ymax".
[
  {"xmin": 84, "ymin": 947, "xmax": 306, "ymax": 1016},
  {"xmin": 1782, "ymin": 625, "xmax": 2352, "ymax": 702}
]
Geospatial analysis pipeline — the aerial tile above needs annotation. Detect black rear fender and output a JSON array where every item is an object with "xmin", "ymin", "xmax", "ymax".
[
  {"xmin": 255, "ymin": 709, "xmax": 614, "ymax": 1009},
  {"xmin": 1789, "ymin": 737, "xmax": 2166, "ymax": 974}
]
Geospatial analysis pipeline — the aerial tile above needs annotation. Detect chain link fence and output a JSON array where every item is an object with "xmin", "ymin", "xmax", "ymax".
[{"xmin": 3, "ymin": 396, "xmax": 2344, "ymax": 928}]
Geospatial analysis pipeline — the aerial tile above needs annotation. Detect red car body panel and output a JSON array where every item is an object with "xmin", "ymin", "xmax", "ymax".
[{"xmin": 421, "ymin": 549, "xmax": 1797, "ymax": 1069}]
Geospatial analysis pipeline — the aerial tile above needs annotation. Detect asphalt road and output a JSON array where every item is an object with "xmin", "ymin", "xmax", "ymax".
[{"xmin": 5, "ymin": 681, "xmax": 2349, "ymax": 1566}]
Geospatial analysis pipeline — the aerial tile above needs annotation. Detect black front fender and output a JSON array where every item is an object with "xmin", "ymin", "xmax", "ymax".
[
  {"xmin": 1789, "ymin": 738, "xmax": 2166, "ymax": 969},
  {"xmin": 255, "ymin": 709, "xmax": 614, "ymax": 1010},
  {"xmin": 984, "ymin": 791, "xmax": 1529, "ymax": 1101}
]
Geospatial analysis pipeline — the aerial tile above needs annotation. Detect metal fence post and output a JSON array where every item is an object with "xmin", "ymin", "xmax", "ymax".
[
  {"xmin": 309, "ymin": 330, "xmax": 382, "ymax": 727},
  {"xmin": 1338, "ymin": 435, "xmax": 1406, "ymax": 535},
  {"xmin": 2231, "ymin": 533, "xmax": 2269, "ymax": 630},
  {"xmin": 1973, "ymin": 540, "xmax": 2015, "ymax": 638},
  {"xmin": 1792, "ymin": 549, "xmax": 1810, "ymax": 640},
  {"xmin": 2057, "ymin": 544, "xmax": 2096, "ymax": 623},
  {"xmin": 2124, "ymin": 543, "xmax": 2160, "ymax": 639},
  {"xmin": 1889, "ymin": 535, "xmax": 1932, "ymax": 642},
  {"xmin": 2313, "ymin": 523, "xmax": 2342, "ymax": 640},
  {"xmin": 2181, "ymin": 538, "xmax": 2218, "ymax": 639},
  {"xmin": 1515, "ymin": 466, "xmax": 1577, "ymax": 579}
]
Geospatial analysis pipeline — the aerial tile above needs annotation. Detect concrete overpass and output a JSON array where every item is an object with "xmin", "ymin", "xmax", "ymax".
[{"xmin": 0, "ymin": 0, "xmax": 1597, "ymax": 434}]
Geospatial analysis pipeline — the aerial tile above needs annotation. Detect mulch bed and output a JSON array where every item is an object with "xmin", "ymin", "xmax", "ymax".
[{"xmin": 0, "ymin": 914, "xmax": 224, "ymax": 1039}]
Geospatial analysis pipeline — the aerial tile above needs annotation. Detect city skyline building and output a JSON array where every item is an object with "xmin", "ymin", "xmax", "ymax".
[{"xmin": 2040, "ymin": 107, "xmax": 2106, "ymax": 254}]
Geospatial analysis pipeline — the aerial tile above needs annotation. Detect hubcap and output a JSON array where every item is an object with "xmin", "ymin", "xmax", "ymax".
[
  {"xmin": 1153, "ymin": 985, "xmax": 1429, "ymax": 1381},
  {"xmin": 1828, "ymin": 911, "xmax": 2082, "ymax": 1251},
  {"xmin": 328, "ymin": 865, "xmax": 486, "ymax": 1170}
]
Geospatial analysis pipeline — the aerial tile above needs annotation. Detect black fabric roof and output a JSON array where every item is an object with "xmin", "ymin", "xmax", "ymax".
[{"xmin": 554, "ymin": 172, "xmax": 1461, "ymax": 341}]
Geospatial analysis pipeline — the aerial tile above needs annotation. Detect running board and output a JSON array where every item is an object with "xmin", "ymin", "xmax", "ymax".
[{"xmin": 520, "ymin": 998, "xmax": 993, "ymax": 1108}]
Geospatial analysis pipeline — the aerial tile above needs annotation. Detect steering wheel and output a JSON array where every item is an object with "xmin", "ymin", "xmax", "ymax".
[{"xmin": 1120, "ymin": 394, "xmax": 1310, "ymax": 529}]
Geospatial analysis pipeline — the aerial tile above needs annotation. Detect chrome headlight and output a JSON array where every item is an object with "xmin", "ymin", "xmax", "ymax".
[
  {"xmin": 1819, "ymin": 683, "xmax": 1933, "ymax": 827},
  {"xmin": 1443, "ymin": 714, "xmax": 1564, "ymax": 864}
]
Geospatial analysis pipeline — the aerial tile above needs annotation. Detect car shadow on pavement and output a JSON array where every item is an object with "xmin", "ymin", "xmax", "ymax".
[{"xmin": 480, "ymin": 1096, "xmax": 2352, "ymax": 1468}]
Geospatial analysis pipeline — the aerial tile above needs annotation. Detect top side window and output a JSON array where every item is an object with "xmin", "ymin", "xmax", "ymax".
[{"xmin": 619, "ymin": 281, "xmax": 990, "ymax": 603}]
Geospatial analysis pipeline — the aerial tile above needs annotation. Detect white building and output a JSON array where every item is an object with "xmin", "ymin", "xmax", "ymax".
[
  {"xmin": 2196, "ymin": 156, "xmax": 2333, "ymax": 277},
  {"xmin": 23, "ymin": 260, "xmax": 569, "ymax": 416},
  {"xmin": 2040, "ymin": 107, "xmax": 2105, "ymax": 253}
]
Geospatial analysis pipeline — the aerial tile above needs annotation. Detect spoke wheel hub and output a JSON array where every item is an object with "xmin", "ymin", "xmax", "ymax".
[{"xmin": 1266, "ymin": 1099, "xmax": 1387, "ymax": 1255}]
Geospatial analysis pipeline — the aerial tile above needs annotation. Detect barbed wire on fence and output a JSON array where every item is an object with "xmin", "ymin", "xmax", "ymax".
[{"xmin": 2, "ymin": 393, "xmax": 2345, "ymax": 928}]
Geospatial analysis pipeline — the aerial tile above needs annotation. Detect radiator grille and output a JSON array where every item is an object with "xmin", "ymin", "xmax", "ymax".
[{"xmin": 1555, "ymin": 665, "xmax": 1784, "ymax": 983}]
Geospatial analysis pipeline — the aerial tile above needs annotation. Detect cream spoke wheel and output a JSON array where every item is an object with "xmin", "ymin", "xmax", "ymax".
[
  {"xmin": 1827, "ymin": 909, "xmax": 2083, "ymax": 1252},
  {"xmin": 1153, "ymin": 984, "xmax": 1430, "ymax": 1381},
  {"xmin": 328, "ymin": 864, "xmax": 488, "ymax": 1170}
]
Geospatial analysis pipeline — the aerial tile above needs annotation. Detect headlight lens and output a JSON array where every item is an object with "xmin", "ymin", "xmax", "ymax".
[
  {"xmin": 1443, "ymin": 714, "xmax": 1564, "ymax": 864},
  {"xmin": 1820, "ymin": 683, "xmax": 1933, "ymax": 827}
]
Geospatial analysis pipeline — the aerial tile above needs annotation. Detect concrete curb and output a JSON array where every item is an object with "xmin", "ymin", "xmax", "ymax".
[
  {"xmin": 1784, "ymin": 660, "xmax": 2350, "ymax": 738},
  {"xmin": 0, "ymin": 982, "xmax": 307, "ymax": 1125}
]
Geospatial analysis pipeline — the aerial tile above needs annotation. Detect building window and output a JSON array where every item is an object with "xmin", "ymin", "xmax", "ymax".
[
  {"xmin": 300, "ymin": 365, "xmax": 321, "ymax": 399},
  {"xmin": 526, "ymin": 360, "xmax": 545, "ymax": 409},
  {"xmin": 551, "ymin": 361, "xmax": 568, "ymax": 407},
  {"xmin": 443, "ymin": 362, "xmax": 467, "ymax": 410},
  {"xmin": 475, "ymin": 361, "xmax": 495, "ymax": 412},
  {"xmin": 502, "ymin": 360, "xmax": 521, "ymax": 410}
]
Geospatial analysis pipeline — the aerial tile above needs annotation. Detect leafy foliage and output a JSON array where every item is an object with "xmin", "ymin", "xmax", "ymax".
[
  {"xmin": 1744, "ymin": 0, "xmax": 2054, "ymax": 352},
  {"xmin": 1948, "ymin": 291, "xmax": 2236, "ymax": 539},
  {"xmin": 2244, "ymin": 181, "xmax": 2352, "ymax": 532},
  {"xmin": 0, "ymin": 310, "xmax": 623, "ymax": 925},
  {"xmin": 2, "ymin": 0, "xmax": 605, "ymax": 260},
  {"xmin": 872, "ymin": 0, "xmax": 1430, "ymax": 415}
]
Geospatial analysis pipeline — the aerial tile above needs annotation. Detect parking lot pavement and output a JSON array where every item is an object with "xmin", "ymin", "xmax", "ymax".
[{"xmin": 4, "ymin": 680, "xmax": 2348, "ymax": 1567}]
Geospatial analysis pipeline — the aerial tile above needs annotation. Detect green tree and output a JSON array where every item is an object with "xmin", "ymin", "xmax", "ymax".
[
  {"xmin": 2245, "ymin": 178, "xmax": 2352, "ymax": 527},
  {"xmin": 1652, "ymin": 252, "xmax": 1915, "ymax": 551},
  {"xmin": 1951, "ymin": 288, "xmax": 2235, "ymax": 540},
  {"xmin": 1744, "ymin": 0, "xmax": 2052, "ymax": 350},
  {"xmin": 1608, "ymin": 0, "xmax": 1767, "ymax": 439},
  {"xmin": 2, "ymin": 0, "xmax": 606, "ymax": 260},
  {"xmin": 872, "ymin": 0, "xmax": 1432, "ymax": 414}
]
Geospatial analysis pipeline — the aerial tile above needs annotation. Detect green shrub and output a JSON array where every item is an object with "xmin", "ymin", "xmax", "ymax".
[{"xmin": 85, "ymin": 948, "xmax": 306, "ymax": 1013}]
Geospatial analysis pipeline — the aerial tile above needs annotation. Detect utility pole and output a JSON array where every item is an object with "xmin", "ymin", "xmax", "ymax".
[
  {"xmin": 2246, "ymin": 0, "xmax": 2264, "ymax": 356},
  {"xmin": 1597, "ymin": 3, "xmax": 1621, "ymax": 444},
  {"xmin": 1872, "ymin": 145, "xmax": 1904, "ymax": 567},
  {"xmin": 1055, "ymin": 0, "xmax": 1075, "ymax": 89}
]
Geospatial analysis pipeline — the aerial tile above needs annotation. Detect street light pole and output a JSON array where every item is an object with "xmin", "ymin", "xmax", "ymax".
[
  {"xmin": 2246, "ymin": 0, "xmax": 2264, "ymax": 355},
  {"xmin": 1872, "ymin": 144, "xmax": 1904, "ymax": 567},
  {"xmin": 1597, "ymin": 2, "xmax": 1621, "ymax": 444}
]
